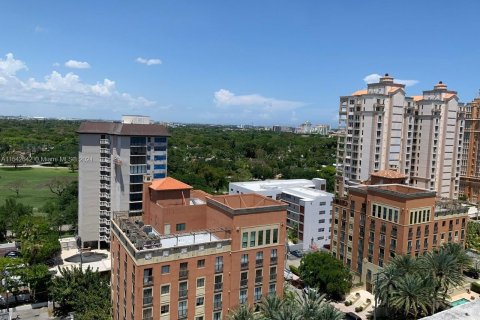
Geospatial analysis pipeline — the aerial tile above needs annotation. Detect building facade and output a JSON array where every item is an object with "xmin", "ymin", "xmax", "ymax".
[
  {"xmin": 460, "ymin": 98, "xmax": 480, "ymax": 202},
  {"xmin": 229, "ymin": 179, "xmax": 332, "ymax": 250},
  {"xmin": 330, "ymin": 182, "xmax": 468, "ymax": 291},
  {"xmin": 335, "ymin": 74, "xmax": 464, "ymax": 199},
  {"xmin": 111, "ymin": 177, "xmax": 287, "ymax": 320},
  {"xmin": 77, "ymin": 116, "xmax": 169, "ymax": 248}
]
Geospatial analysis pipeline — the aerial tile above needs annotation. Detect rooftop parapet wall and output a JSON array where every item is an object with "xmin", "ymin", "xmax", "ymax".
[{"xmin": 207, "ymin": 193, "xmax": 287, "ymax": 216}]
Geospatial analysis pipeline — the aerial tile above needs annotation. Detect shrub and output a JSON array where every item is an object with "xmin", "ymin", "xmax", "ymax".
[
  {"xmin": 471, "ymin": 282, "xmax": 480, "ymax": 294},
  {"xmin": 344, "ymin": 301, "xmax": 352, "ymax": 306},
  {"xmin": 289, "ymin": 265, "xmax": 300, "ymax": 276},
  {"xmin": 355, "ymin": 306, "xmax": 363, "ymax": 312}
]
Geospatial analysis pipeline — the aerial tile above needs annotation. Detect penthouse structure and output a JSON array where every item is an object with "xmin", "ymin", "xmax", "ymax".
[
  {"xmin": 77, "ymin": 115, "xmax": 169, "ymax": 248},
  {"xmin": 460, "ymin": 98, "xmax": 480, "ymax": 202},
  {"xmin": 229, "ymin": 178, "xmax": 332, "ymax": 250},
  {"xmin": 330, "ymin": 173, "xmax": 468, "ymax": 291},
  {"xmin": 336, "ymin": 74, "xmax": 464, "ymax": 199},
  {"xmin": 111, "ymin": 177, "xmax": 287, "ymax": 320}
]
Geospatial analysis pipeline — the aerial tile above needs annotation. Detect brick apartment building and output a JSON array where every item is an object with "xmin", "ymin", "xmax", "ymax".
[
  {"xmin": 460, "ymin": 97, "xmax": 480, "ymax": 202},
  {"xmin": 330, "ymin": 171, "xmax": 468, "ymax": 291},
  {"xmin": 111, "ymin": 177, "xmax": 287, "ymax": 320}
]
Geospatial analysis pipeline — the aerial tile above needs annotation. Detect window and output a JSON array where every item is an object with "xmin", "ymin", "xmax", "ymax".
[
  {"xmin": 143, "ymin": 288, "xmax": 153, "ymax": 305},
  {"xmin": 250, "ymin": 231, "xmax": 256, "ymax": 247},
  {"xmin": 255, "ymin": 286, "xmax": 262, "ymax": 301},
  {"xmin": 197, "ymin": 259, "xmax": 205, "ymax": 268},
  {"xmin": 161, "ymin": 304, "xmax": 169, "ymax": 314},
  {"xmin": 143, "ymin": 308, "xmax": 153, "ymax": 320},
  {"xmin": 273, "ymin": 228, "xmax": 278, "ymax": 243},
  {"xmin": 178, "ymin": 301, "xmax": 187, "ymax": 318},
  {"xmin": 242, "ymin": 232, "xmax": 248, "ymax": 248},
  {"xmin": 239, "ymin": 289, "xmax": 247, "ymax": 304},
  {"xmin": 215, "ymin": 256, "xmax": 223, "ymax": 272},
  {"xmin": 196, "ymin": 317, "xmax": 204, "ymax": 320},
  {"xmin": 176, "ymin": 223, "xmax": 186, "ymax": 231},
  {"xmin": 161, "ymin": 284, "xmax": 170, "ymax": 295},
  {"xmin": 257, "ymin": 230, "xmax": 264, "ymax": 246},
  {"xmin": 319, "ymin": 219, "xmax": 325, "ymax": 223},
  {"xmin": 213, "ymin": 312, "xmax": 222, "ymax": 320},
  {"xmin": 197, "ymin": 278, "xmax": 205, "ymax": 288},
  {"xmin": 269, "ymin": 283, "xmax": 276, "ymax": 294},
  {"xmin": 196, "ymin": 297, "xmax": 204, "ymax": 306},
  {"xmin": 143, "ymin": 268, "xmax": 153, "ymax": 285},
  {"xmin": 265, "ymin": 230, "xmax": 271, "ymax": 244}
]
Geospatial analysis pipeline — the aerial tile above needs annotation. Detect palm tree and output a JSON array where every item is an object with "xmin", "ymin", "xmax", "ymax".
[
  {"xmin": 374, "ymin": 263, "xmax": 399, "ymax": 311},
  {"xmin": 441, "ymin": 242, "xmax": 472, "ymax": 270},
  {"xmin": 227, "ymin": 305, "xmax": 255, "ymax": 320},
  {"xmin": 258, "ymin": 294, "xmax": 283, "ymax": 320},
  {"xmin": 390, "ymin": 254, "xmax": 418, "ymax": 276},
  {"xmin": 296, "ymin": 288, "xmax": 344, "ymax": 320},
  {"xmin": 389, "ymin": 274, "xmax": 430, "ymax": 320},
  {"xmin": 419, "ymin": 249, "xmax": 464, "ymax": 313}
]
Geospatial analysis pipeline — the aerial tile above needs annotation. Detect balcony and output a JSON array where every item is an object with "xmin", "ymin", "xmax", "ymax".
[
  {"xmin": 241, "ymin": 262, "xmax": 249, "ymax": 270},
  {"xmin": 143, "ymin": 276, "xmax": 153, "ymax": 286},
  {"xmin": 256, "ymin": 259, "xmax": 263, "ymax": 267},
  {"xmin": 270, "ymin": 257, "xmax": 278, "ymax": 265},
  {"xmin": 240, "ymin": 279, "xmax": 248, "ymax": 287},
  {"xmin": 255, "ymin": 276, "xmax": 263, "ymax": 284},
  {"xmin": 178, "ymin": 311, "xmax": 187, "ymax": 319},
  {"xmin": 215, "ymin": 265, "xmax": 223, "ymax": 273},
  {"xmin": 100, "ymin": 139, "xmax": 110, "ymax": 145},
  {"xmin": 100, "ymin": 175, "xmax": 110, "ymax": 181},
  {"xmin": 270, "ymin": 274, "xmax": 277, "ymax": 282},
  {"xmin": 179, "ymin": 270, "xmax": 189, "ymax": 279},
  {"xmin": 100, "ymin": 201, "xmax": 110, "ymax": 208},
  {"xmin": 100, "ymin": 148, "xmax": 110, "ymax": 154},
  {"xmin": 214, "ymin": 282, "xmax": 223, "ymax": 292},
  {"xmin": 213, "ymin": 301, "xmax": 222, "ymax": 311},
  {"xmin": 100, "ymin": 166, "xmax": 111, "ymax": 172},
  {"xmin": 179, "ymin": 289, "xmax": 188, "ymax": 299},
  {"xmin": 99, "ymin": 227, "xmax": 107, "ymax": 233},
  {"xmin": 100, "ymin": 193, "xmax": 110, "ymax": 199}
]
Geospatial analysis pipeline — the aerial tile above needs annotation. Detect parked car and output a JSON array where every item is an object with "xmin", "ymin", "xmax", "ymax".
[
  {"xmin": 3, "ymin": 251, "xmax": 21, "ymax": 258},
  {"xmin": 290, "ymin": 250, "xmax": 304, "ymax": 258}
]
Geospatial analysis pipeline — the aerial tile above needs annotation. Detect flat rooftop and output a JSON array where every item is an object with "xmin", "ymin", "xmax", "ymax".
[
  {"xmin": 230, "ymin": 179, "xmax": 315, "ymax": 191},
  {"xmin": 282, "ymin": 187, "xmax": 332, "ymax": 201},
  {"xmin": 420, "ymin": 299, "xmax": 480, "ymax": 319},
  {"xmin": 351, "ymin": 184, "xmax": 436, "ymax": 199}
]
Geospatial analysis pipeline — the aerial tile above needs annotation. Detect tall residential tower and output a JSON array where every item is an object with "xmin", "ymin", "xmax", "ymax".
[
  {"xmin": 336, "ymin": 75, "xmax": 464, "ymax": 199},
  {"xmin": 77, "ymin": 115, "xmax": 169, "ymax": 248},
  {"xmin": 460, "ymin": 97, "xmax": 480, "ymax": 202}
]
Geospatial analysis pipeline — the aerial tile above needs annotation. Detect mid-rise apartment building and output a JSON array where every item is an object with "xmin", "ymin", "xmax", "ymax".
[
  {"xmin": 77, "ymin": 116, "xmax": 169, "ymax": 248},
  {"xmin": 330, "ymin": 174, "xmax": 468, "ymax": 291},
  {"xmin": 336, "ymin": 74, "xmax": 464, "ymax": 199},
  {"xmin": 460, "ymin": 97, "xmax": 480, "ymax": 202},
  {"xmin": 229, "ymin": 179, "xmax": 332, "ymax": 250},
  {"xmin": 111, "ymin": 177, "xmax": 286, "ymax": 320}
]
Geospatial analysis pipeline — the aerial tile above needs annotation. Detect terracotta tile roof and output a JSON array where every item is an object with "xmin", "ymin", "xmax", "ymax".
[
  {"xmin": 352, "ymin": 89, "xmax": 368, "ymax": 96},
  {"xmin": 412, "ymin": 95, "xmax": 423, "ymax": 102},
  {"xmin": 149, "ymin": 177, "xmax": 192, "ymax": 191},
  {"xmin": 388, "ymin": 87, "xmax": 402, "ymax": 94},
  {"xmin": 77, "ymin": 121, "xmax": 170, "ymax": 136},
  {"xmin": 371, "ymin": 170, "xmax": 407, "ymax": 179},
  {"xmin": 444, "ymin": 93, "xmax": 456, "ymax": 100}
]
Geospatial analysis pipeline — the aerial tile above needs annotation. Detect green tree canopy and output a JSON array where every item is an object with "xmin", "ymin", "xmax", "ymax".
[{"xmin": 298, "ymin": 251, "xmax": 352, "ymax": 300}]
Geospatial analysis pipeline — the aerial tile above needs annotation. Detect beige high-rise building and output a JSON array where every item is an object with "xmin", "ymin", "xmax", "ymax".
[
  {"xmin": 336, "ymin": 74, "xmax": 464, "ymax": 199},
  {"xmin": 460, "ymin": 97, "xmax": 480, "ymax": 202}
]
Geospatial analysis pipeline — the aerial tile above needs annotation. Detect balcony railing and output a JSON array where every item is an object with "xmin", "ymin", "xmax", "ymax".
[
  {"xmin": 256, "ymin": 259, "xmax": 263, "ymax": 267},
  {"xmin": 270, "ymin": 257, "xmax": 278, "ymax": 265},
  {"xmin": 143, "ymin": 276, "xmax": 153, "ymax": 286},
  {"xmin": 255, "ymin": 276, "xmax": 263, "ymax": 283},
  {"xmin": 270, "ymin": 274, "xmax": 277, "ymax": 281},
  {"xmin": 240, "ymin": 279, "xmax": 248, "ymax": 287},
  {"xmin": 214, "ymin": 282, "xmax": 223, "ymax": 291},
  {"xmin": 100, "ymin": 139, "xmax": 110, "ymax": 145},
  {"xmin": 241, "ymin": 262, "xmax": 249, "ymax": 270},
  {"xmin": 179, "ymin": 289, "xmax": 188, "ymax": 299},
  {"xmin": 143, "ymin": 296, "xmax": 153, "ymax": 305},
  {"xmin": 178, "ymin": 311, "xmax": 187, "ymax": 319},
  {"xmin": 179, "ymin": 270, "xmax": 189, "ymax": 279},
  {"xmin": 214, "ymin": 301, "xmax": 222, "ymax": 310}
]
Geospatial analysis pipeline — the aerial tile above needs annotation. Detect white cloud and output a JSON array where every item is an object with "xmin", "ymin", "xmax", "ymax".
[
  {"xmin": 0, "ymin": 53, "xmax": 155, "ymax": 116},
  {"xmin": 363, "ymin": 73, "xmax": 418, "ymax": 87},
  {"xmin": 214, "ymin": 89, "xmax": 304, "ymax": 111},
  {"xmin": 0, "ymin": 53, "xmax": 28, "ymax": 76},
  {"xmin": 34, "ymin": 25, "xmax": 47, "ymax": 33},
  {"xmin": 136, "ymin": 57, "xmax": 162, "ymax": 66},
  {"xmin": 65, "ymin": 60, "xmax": 91, "ymax": 69}
]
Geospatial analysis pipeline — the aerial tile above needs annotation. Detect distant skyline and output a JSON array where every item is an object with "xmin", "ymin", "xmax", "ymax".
[{"xmin": 1, "ymin": 1, "xmax": 480, "ymax": 126}]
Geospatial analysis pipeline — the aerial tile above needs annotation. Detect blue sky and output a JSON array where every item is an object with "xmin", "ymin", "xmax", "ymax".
[{"xmin": 1, "ymin": 1, "xmax": 479, "ymax": 126}]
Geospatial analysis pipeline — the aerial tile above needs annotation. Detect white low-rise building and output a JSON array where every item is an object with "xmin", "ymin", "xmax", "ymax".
[{"xmin": 229, "ymin": 178, "xmax": 333, "ymax": 251}]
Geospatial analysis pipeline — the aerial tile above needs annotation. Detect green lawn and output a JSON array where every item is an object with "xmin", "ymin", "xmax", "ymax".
[{"xmin": 0, "ymin": 167, "xmax": 77, "ymax": 213}]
